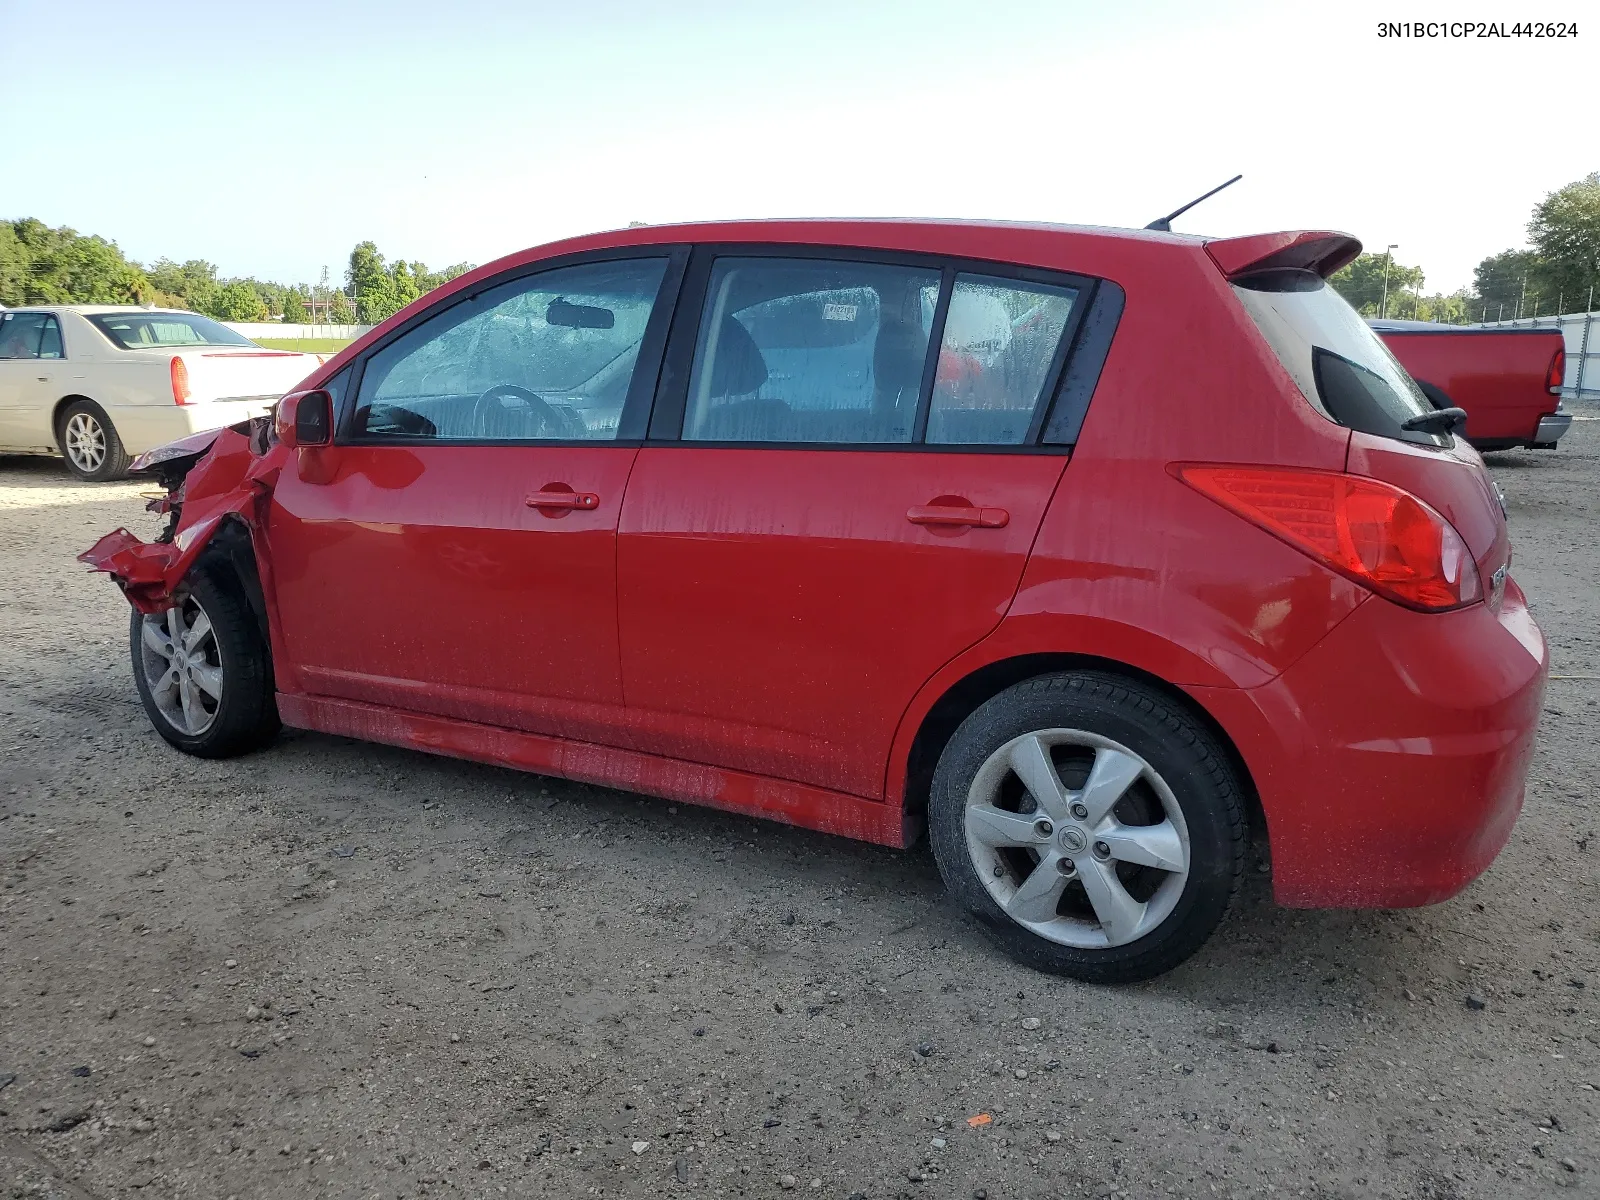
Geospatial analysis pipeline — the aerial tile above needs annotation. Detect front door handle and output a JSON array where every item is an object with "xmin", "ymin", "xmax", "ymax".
[
  {"xmin": 526, "ymin": 489, "xmax": 600, "ymax": 511},
  {"xmin": 907, "ymin": 504, "xmax": 1009, "ymax": 529}
]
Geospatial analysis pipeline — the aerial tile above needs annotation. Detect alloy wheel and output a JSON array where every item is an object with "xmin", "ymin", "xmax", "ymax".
[
  {"xmin": 963, "ymin": 729, "xmax": 1191, "ymax": 948},
  {"xmin": 64, "ymin": 411, "xmax": 107, "ymax": 474},
  {"xmin": 138, "ymin": 598, "xmax": 224, "ymax": 736}
]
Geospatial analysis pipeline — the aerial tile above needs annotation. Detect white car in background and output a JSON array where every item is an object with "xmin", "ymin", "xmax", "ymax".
[{"xmin": 0, "ymin": 306, "xmax": 322, "ymax": 481}]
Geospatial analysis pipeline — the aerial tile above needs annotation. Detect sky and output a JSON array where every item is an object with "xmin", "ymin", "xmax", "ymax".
[{"xmin": 1, "ymin": 0, "xmax": 1588, "ymax": 295}]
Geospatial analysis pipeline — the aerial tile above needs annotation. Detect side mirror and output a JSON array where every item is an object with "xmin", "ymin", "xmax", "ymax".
[{"xmin": 276, "ymin": 389, "xmax": 332, "ymax": 449}]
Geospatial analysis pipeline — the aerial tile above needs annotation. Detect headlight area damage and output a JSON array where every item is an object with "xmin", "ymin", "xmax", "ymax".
[{"xmin": 78, "ymin": 417, "xmax": 280, "ymax": 613}]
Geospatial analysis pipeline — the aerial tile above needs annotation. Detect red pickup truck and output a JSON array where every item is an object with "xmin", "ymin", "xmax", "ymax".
[{"xmin": 1371, "ymin": 319, "xmax": 1569, "ymax": 451}]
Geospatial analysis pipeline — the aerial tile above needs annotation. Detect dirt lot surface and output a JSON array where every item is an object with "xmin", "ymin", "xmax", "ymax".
[{"xmin": 2, "ymin": 426, "xmax": 1597, "ymax": 1200}]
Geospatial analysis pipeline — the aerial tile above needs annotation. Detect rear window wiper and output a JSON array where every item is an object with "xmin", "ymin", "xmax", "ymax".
[{"xmin": 1400, "ymin": 406, "xmax": 1468, "ymax": 435}]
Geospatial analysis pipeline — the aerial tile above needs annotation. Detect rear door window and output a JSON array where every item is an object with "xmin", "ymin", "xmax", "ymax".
[
  {"xmin": 0, "ymin": 312, "xmax": 48, "ymax": 360},
  {"xmin": 927, "ymin": 275, "xmax": 1079, "ymax": 445},
  {"xmin": 682, "ymin": 257, "xmax": 940, "ymax": 444},
  {"xmin": 680, "ymin": 256, "xmax": 1084, "ymax": 447},
  {"xmin": 38, "ymin": 316, "xmax": 63, "ymax": 359},
  {"xmin": 1232, "ymin": 271, "xmax": 1446, "ymax": 448}
]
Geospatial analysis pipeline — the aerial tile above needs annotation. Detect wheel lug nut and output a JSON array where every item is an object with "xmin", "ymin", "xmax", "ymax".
[
  {"xmin": 1070, "ymin": 802, "xmax": 1089, "ymax": 820},
  {"xmin": 1033, "ymin": 818, "xmax": 1053, "ymax": 838},
  {"xmin": 1092, "ymin": 841, "xmax": 1111, "ymax": 861},
  {"xmin": 1056, "ymin": 857, "xmax": 1076, "ymax": 875}
]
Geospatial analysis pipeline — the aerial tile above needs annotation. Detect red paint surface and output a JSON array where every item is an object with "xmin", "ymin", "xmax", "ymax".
[
  {"xmin": 1193, "ymin": 575, "xmax": 1545, "ymax": 907},
  {"xmin": 79, "ymin": 217, "xmax": 1548, "ymax": 914},
  {"xmin": 1379, "ymin": 329, "xmax": 1565, "ymax": 445},
  {"xmin": 1204, "ymin": 230, "xmax": 1362, "ymax": 279},
  {"xmin": 277, "ymin": 692, "xmax": 914, "ymax": 847},
  {"xmin": 267, "ymin": 445, "xmax": 641, "ymax": 745},
  {"xmin": 614, "ymin": 448, "xmax": 1067, "ymax": 796}
]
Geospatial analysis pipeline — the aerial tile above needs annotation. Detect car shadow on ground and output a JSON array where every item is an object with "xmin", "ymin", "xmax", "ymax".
[
  {"xmin": 224, "ymin": 719, "xmax": 1456, "ymax": 1022},
  {"xmin": 1480, "ymin": 450, "xmax": 1545, "ymax": 470}
]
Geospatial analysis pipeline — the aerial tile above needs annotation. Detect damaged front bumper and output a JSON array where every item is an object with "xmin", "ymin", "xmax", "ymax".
[{"xmin": 78, "ymin": 418, "xmax": 281, "ymax": 613}]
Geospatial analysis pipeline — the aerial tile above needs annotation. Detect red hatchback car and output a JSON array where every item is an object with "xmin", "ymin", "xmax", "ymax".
[{"xmin": 83, "ymin": 220, "xmax": 1548, "ymax": 982}]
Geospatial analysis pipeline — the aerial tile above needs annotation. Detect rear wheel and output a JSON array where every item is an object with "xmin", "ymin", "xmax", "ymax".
[
  {"xmin": 56, "ymin": 399, "xmax": 130, "ymax": 482},
  {"xmin": 928, "ymin": 671, "xmax": 1245, "ymax": 983},
  {"xmin": 130, "ymin": 567, "xmax": 279, "ymax": 758}
]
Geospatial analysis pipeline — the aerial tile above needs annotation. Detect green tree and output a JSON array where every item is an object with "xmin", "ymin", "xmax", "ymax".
[
  {"xmin": 146, "ymin": 258, "xmax": 220, "ymax": 312},
  {"xmin": 1472, "ymin": 249, "xmax": 1543, "ymax": 318},
  {"xmin": 4, "ymin": 218, "xmax": 149, "ymax": 305},
  {"xmin": 1327, "ymin": 251, "xmax": 1425, "ymax": 316},
  {"xmin": 212, "ymin": 280, "xmax": 268, "ymax": 321},
  {"xmin": 1, "ymin": 218, "xmax": 472, "ymax": 321},
  {"xmin": 1528, "ymin": 172, "xmax": 1600, "ymax": 311},
  {"xmin": 281, "ymin": 287, "xmax": 308, "ymax": 323},
  {"xmin": 326, "ymin": 290, "xmax": 355, "ymax": 323},
  {"xmin": 390, "ymin": 260, "xmax": 422, "ymax": 312},
  {"xmin": 347, "ymin": 240, "xmax": 398, "ymax": 324},
  {"xmin": 1402, "ymin": 291, "xmax": 1477, "ymax": 325},
  {"xmin": 0, "ymin": 221, "xmax": 27, "ymax": 307},
  {"xmin": 419, "ymin": 261, "xmax": 474, "ymax": 294}
]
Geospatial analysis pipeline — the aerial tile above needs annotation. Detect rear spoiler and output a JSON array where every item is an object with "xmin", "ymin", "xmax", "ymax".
[{"xmin": 1206, "ymin": 231, "xmax": 1362, "ymax": 280}]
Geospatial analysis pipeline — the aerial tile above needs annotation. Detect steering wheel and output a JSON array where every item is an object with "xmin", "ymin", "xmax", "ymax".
[{"xmin": 471, "ymin": 384, "xmax": 586, "ymax": 439}]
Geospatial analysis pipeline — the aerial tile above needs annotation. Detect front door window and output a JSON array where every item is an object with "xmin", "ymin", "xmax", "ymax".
[{"xmin": 350, "ymin": 258, "xmax": 670, "ymax": 442}]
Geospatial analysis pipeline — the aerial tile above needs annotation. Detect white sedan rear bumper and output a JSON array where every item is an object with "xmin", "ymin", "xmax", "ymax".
[{"xmin": 110, "ymin": 398, "xmax": 278, "ymax": 456}]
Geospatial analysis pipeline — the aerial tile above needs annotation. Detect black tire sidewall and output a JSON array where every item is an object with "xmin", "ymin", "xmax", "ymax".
[
  {"xmin": 129, "ymin": 568, "xmax": 278, "ymax": 758},
  {"xmin": 56, "ymin": 399, "xmax": 130, "ymax": 482},
  {"xmin": 928, "ymin": 671, "xmax": 1244, "ymax": 984}
]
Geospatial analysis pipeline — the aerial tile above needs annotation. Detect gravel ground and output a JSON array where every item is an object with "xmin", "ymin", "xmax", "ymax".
[{"xmin": 2, "ymin": 424, "xmax": 1597, "ymax": 1200}]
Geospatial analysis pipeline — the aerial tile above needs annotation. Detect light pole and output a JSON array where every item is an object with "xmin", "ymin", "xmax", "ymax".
[{"xmin": 1380, "ymin": 244, "xmax": 1399, "ymax": 318}]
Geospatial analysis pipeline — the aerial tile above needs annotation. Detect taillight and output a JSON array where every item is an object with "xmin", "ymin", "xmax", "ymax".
[
  {"xmin": 1177, "ymin": 465, "xmax": 1482, "ymax": 611},
  {"xmin": 170, "ymin": 356, "xmax": 191, "ymax": 405},
  {"xmin": 1546, "ymin": 347, "xmax": 1565, "ymax": 395}
]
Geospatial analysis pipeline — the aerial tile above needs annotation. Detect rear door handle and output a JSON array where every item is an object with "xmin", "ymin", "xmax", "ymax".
[
  {"xmin": 906, "ymin": 504, "xmax": 1009, "ymax": 529},
  {"xmin": 526, "ymin": 489, "xmax": 600, "ymax": 511}
]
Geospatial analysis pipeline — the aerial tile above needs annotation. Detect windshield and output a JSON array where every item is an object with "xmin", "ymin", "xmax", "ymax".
[
  {"xmin": 1232, "ymin": 271, "xmax": 1446, "ymax": 448},
  {"xmin": 88, "ymin": 312, "xmax": 257, "ymax": 350}
]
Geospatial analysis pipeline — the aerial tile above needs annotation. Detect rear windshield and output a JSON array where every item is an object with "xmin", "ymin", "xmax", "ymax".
[
  {"xmin": 1232, "ymin": 270, "xmax": 1446, "ymax": 448},
  {"xmin": 88, "ymin": 312, "xmax": 256, "ymax": 350}
]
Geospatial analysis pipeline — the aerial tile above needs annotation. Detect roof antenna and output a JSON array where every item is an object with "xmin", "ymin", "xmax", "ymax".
[{"xmin": 1144, "ymin": 174, "xmax": 1243, "ymax": 232}]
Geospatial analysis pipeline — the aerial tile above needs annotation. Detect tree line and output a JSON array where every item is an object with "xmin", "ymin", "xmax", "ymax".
[
  {"xmin": 6, "ymin": 171, "xmax": 1597, "ymax": 328},
  {"xmin": 0, "ymin": 219, "xmax": 472, "ymax": 326},
  {"xmin": 1330, "ymin": 171, "xmax": 1600, "ymax": 323}
]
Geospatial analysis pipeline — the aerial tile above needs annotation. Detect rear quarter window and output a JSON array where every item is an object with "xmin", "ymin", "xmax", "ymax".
[{"xmin": 1232, "ymin": 270, "xmax": 1446, "ymax": 448}]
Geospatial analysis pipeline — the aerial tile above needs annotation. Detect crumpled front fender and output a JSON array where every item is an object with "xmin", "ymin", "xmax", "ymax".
[
  {"xmin": 78, "ymin": 528, "xmax": 186, "ymax": 613},
  {"xmin": 78, "ymin": 507, "xmax": 248, "ymax": 614},
  {"xmin": 78, "ymin": 425, "xmax": 284, "ymax": 613}
]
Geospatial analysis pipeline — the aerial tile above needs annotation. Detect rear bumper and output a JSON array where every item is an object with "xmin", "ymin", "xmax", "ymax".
[
  {"xmin": 109, "ymin": 399, "xmax": 277, "ymax": 456},
  {"xmin": 1533, "ymin": 410, "xmax": 1572, "ymax": 447},
  {"xmin": 1192, "ymin": 581, "xmax": 1546, "ymax": 908}
]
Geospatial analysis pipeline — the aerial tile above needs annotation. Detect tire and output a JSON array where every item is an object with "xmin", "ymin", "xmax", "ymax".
[
  {"xmin": 56, "ymin": 399, "xmax": 131, "ymax": 482},
  {"xmin": 928, "ymin": 671, "xmax": 1245, "ymax": 984},
  {"xmin": 129, "ymin": 565, "xmax": 280, "ymax": 758}
]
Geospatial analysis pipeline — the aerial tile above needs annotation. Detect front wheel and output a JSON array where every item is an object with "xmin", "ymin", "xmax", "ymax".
[
  {"xmin": 56, "ymin": 399, "xmax": 131, "ymax": 482},
  {"xmin": 928, "ymin": 672, "xmax": 1246, "ymax": 984},
  {"xmin": 130, "ymin": 567, "xmax": 280, "ymax": 758}
]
